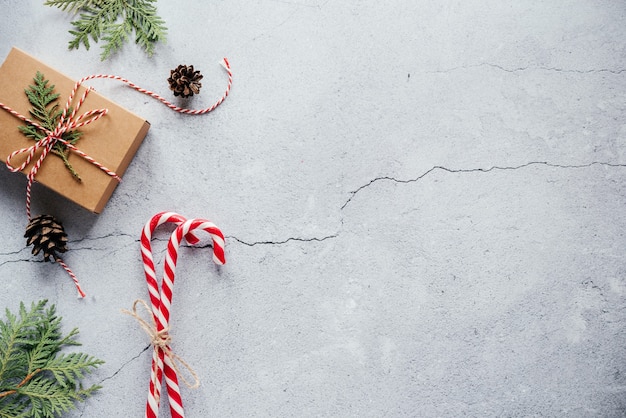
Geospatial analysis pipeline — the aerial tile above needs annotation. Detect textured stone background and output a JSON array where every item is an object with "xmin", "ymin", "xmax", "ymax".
[{"xmin": 1, "ymin": 1, "xmax": 626, "ymax": 416}]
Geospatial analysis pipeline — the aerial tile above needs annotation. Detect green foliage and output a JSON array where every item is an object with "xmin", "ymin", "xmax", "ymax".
[
  {"xmin": 0, "ymin": 300, "xmax": 103, "ymax": 417},
  {"xmin": 18, "ymin": 72, "xmax": 83, "ymax": 181},
  {"xmin": 45, "ymin": 0, "xmax": 168, "ymax": 61}
]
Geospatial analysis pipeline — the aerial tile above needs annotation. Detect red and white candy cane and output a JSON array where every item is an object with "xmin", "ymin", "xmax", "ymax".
[
  {"xmin": 141, "ymin": 212, "xmax": 202, "ymax": 319},
  {"xmin": 1, "ymin": 58, "xmax": 232, "ymax": 298},
  {"xmin": 139, "ymin": 212, "xmax": 200, "ymax": 416},
  {"xmin": 139, "ymin": 213, "xmax": 225, "ymax": 418}
]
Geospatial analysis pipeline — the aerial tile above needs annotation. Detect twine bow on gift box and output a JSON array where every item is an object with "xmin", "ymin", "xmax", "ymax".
[
  {"xmin": 2, "ymin": 80, "xmax": 121, "ymax": 219},
  {"xmin": 0, "ymin": 58, "xmax": 232, "ymax": 298},
  {"xmin": 123, "ymin": 212, "xmax": 226, "ymax": 418}
]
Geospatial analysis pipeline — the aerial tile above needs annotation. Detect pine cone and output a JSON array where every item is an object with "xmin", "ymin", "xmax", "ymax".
[
  {"xmin": 167, "ymin": 64, "xmax": 203, "ymax": 98},
  {"xmin": 24, "ymin": 215, "xmax": 68, "ymax": 262}
]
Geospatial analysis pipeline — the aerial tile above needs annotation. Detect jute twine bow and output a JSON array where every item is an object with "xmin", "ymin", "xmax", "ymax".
[
  {"xmin": 125, "ymin": 212, "xmax": 226, "ymax": 418},
  {"xmin": 0, "ymin": 58, "xmax": 232, "ymax": 298},
  {"xmin": 122, "ymin": 299, "xmax": 200, "ymax": 394}
]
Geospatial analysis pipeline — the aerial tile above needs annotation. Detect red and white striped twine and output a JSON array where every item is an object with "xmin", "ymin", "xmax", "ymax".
[
  {"xmin": 138, "ymin": 212, "xmax": 226, "ymax": 418},
  {"xmin": 57, "ymin": 259, "xmax": 86, "ymax": 298},
  {"xmin": 78, "ymin": 58, "xmax": 232, "ymax": 115},
  {"xmin": 0, "ymin": 59, "xmax": 231, "ymax": 298}
]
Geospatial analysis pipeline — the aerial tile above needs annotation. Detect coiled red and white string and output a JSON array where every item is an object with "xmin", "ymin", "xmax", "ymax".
[
  {"xmin": 0, "ymin": 59, "xmax": 232, "ymax": 298},
  {"xmin": 78, "ymin": 58, "xmax": 232, "ymax": 115},
  {"xmin": 139, "ymin": 212, "xmax": 226, "ymax": 418}
]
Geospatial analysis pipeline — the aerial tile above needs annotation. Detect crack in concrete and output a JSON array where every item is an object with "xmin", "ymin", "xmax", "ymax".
[
  {"xmin": 0, "ymin": 233, "xmax": 137, "ymax": 256},
  {"xmin": 0, "ymin": 234, "xmax": 136, "ymax": 265},
  {"xmin": 340, "ymin": 161, "xmax": 626, "ymax": 210},
  {"xmin": 484, "ymin": 63, "xmax": 626, "ymax": 75},
  {"xmin": 428, "ymin": 63, "xmax": 626, "ymax": 75},
  {"xmin": 71, "ymin": 232, "xmax": 136, "ymax": 245},
  {"xmin": 0, "ymin": 248, "xmax": 26, "ymax": 257},
  {"xmin": 98, "ymin": 344, "xmax": 151, "ymax": 386},
  {"xmin": 227, "ymin": 234, "xmax": 338, "ymax": 247},
  {"xmin": 0, "ymin": 258, "xmax": 33, "ymax": 268},
  {"xmin": 71, "ymin": 232, "xmax": 339, "ymax": 249},
  {"xmin": 1, "ymin": 162, "xmax": 624, "ymax": 256},
  {"xmin": 76, "ymin": 345, "xmax": 150, "ymax": 417}
]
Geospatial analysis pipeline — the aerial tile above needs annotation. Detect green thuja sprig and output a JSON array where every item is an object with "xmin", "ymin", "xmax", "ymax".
[
  {"xmin": 18, "ymin": 72, "xmax": 83, "ymax": 181},
  {"xmin": 0, "ymin": 300, "xmax": 104, "ymax": 418},
  {"xmin": 45, "ymin": 0, "xmax": 168, "ymax": 61}
]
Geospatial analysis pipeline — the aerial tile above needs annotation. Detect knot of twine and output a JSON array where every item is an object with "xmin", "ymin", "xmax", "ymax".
[
  {"xmin": 2, "ymin": 81, "xmax": 120, "ymax": 220},
  {"xmin": 122, "ymin": 299, "xmax": 200, "ymax": 392}
]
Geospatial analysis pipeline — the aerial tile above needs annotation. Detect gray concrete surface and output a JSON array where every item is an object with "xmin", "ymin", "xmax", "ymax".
[{"xmin": 1, "ymin": 1, "xmax": 626, "ymax": 416}]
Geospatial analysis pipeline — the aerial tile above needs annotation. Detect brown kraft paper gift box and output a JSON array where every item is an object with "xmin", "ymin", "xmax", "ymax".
[{"xmin": 0, "ymin": 47, "xmax": 150, "ymax": 213}]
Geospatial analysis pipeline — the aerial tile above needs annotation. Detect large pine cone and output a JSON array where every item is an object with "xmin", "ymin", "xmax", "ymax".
[
  {"xmin": 167, "ymin": 64, "xmax": 203, "ymax": 98},
  {"xmin": 24, "ymin": 215, "xmax": 68, "ymax": 262}
]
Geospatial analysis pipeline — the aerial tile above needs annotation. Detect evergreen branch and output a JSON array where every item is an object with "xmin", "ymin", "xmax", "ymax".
[
  {"xmin": 126, "ymin": 0, "xmax": 167, "ymax": 56},
  {"xmin": 100, "ymin": 17, "xmax": 132, "ymax": 61},
  {"xmin": 67, "ymin": 3, "xmax": 122, "ymax": 52},
  {"xmin": 0, "ymin": 402, "xmax": 29, "ymax": 418},
  {"xmin": 0, "ymin": 301, "xmax": 103, "ymax": 417},
  {"xmin": 43, "ymin": 0, "xmax": 104, "ymax": 13},
  {"xmin": 67, "ymin": 13, "xmax": 99, "ymax": 51},
  {"xmin": 18, "ymin": 72, "xmax": 84, "ymax": 181},
  {"xmin": 17, "ymin": 376, "xmax": 76, "ymax": 417},
  {"xmin": 43, "ymin": 353, "xmax": 103, "ymax": 389},
  {"xmin": 0, "ymin": 368, "xmax": 41, "ymax": 399},
  {"xmin": 0, "ymin": 301, "xmax": 47, "ymax": 387},
  {"xmin": 24, "ymin": 73, "xmax": 60, "ymax": 131},
  {"xmin": 46, "ymin": 0, "xmax": 168, "ymax": 60},
  {"xmin": 25, "ymin": 306, "xmax": 63, "ymax": 373}
]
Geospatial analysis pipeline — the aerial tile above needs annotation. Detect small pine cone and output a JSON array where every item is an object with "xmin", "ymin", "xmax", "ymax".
[
  {"xmin": 24, "ymin": 215, "xmax": 68, "ymax": 262},
  {"xmin": 167, "ymin": 64, "xmax": 203, "ymax": 98}
]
